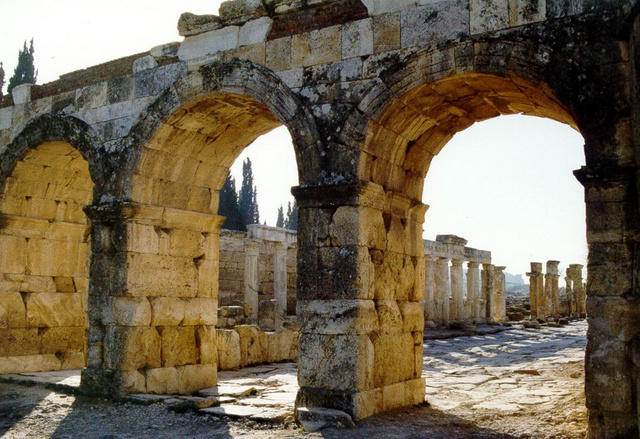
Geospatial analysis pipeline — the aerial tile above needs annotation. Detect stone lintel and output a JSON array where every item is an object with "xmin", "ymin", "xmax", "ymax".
[
  {"xmin": 436, "ymin": 234, "xmax": 468, "ymax": 246},
  {"xmin": 247, "ymin": 224, "xmax": 297, "ymax": 246}
]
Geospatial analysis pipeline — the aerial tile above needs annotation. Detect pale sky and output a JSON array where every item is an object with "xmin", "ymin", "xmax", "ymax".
[{"xmin": 1, "ymin": 1, "xmax": 587, "ymax": 276}]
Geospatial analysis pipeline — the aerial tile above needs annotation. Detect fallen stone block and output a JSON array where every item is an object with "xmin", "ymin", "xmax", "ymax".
[{"xmin": 296, "ymin": 407, "xmax": 356, "ymax": 432}]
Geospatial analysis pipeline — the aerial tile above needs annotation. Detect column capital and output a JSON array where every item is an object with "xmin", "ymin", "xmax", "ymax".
[
  {"xmin": 467, "ymin": 261, "xmax": 479, "ymax": 269},
  {"xmin": 451, "ymin": 259, "xmax": 464, "ymax": 267}
]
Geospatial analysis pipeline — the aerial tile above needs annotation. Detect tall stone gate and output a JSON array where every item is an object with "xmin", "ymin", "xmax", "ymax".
[{"xmin": 0, "ymin": 1, "xmax": 639, "ymax": 437}]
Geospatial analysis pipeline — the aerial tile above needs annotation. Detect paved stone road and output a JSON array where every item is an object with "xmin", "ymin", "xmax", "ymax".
[{"xmin": 0, "ymin": 321, "xmax": 587, "ymax": 438}]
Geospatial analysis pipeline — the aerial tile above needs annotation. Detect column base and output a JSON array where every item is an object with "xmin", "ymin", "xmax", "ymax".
[
  {"xmin": 296, "ymin": 379, "xmax": 425, "ymax": 420},
  {"xmin": 587, "ymin": 410, "xmax": 637, "ymax": 439}
]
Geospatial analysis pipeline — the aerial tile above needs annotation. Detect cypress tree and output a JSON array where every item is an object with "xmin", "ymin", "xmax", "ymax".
[
  {"xmin": 238, "ymin": 158, "xmax": 259, "ymax": 228},
  {"xmin": 284, "ymin": 200, "xmax": 299, "ymax": 231},
  {"xmin": 276, "ymin": 206, "xmax": 285, "ymax": 228},
  {"xmin": 0, "ymin": 62, "xmax": 5, "ymax": 97},
  {"xmin": 218, "ymin": 174, "xmax": 243, "ymax": 231},
  {"xmin": 7, "ymin": 39, "xmax": 37, "ymax": 94}
]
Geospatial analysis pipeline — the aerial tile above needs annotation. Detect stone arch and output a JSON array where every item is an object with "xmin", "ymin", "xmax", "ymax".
[
  {"xmin": 0, "ymin": 115, "xmax": 98, "ymax": 374},
  {"xmin": 83, "ymin": 60, "xmax": 321, "ymax": 397}
]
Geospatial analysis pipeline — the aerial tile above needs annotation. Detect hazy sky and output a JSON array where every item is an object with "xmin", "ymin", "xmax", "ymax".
[{"xmin": 1, "ymin": 1, "xmax": 587, "ymax": 275}]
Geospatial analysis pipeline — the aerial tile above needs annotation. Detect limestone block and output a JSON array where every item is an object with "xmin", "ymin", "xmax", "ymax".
[
  {"xmin": 509, "ymin": 0, "xmax": 545, "ymax": 26},
  {"xmin": 177, "ymin": 364, "xmax": 217, "ymax": 394},
  {"xmin": 266, "ymin": 37, "xmax": 292, "ymax": 71},
  {"xmin": 353, "ymin": 388, "xmax": 383, "ymax": 420},
  {"xmin": 239, "ymin": 17, "xmax": 272, "ymax": 46},
  {"xmin": 25, "ymin": 292, "xmax": 85, "ymax": 327},
  {"xmin": 15, "ymin": 275, "xmax": 56, "ymax": 294},
  {"xmin": 297, "ymin": 299, "xmax": 378, "ymax": 335},
  {"xmin": 107, "ymin": 327, "xmax": 161, "ymax": 371},
  {"xmin": 373, "ymin": 333, "xmax": 414, "ymax": 387},
  {"xmin": 40, "ymin": 327, "xmax": 85, "ymax": 354},
  {"xmin": 12, "ymin": 83, "xmax": 33, "ymax": 104},
  {"xmin": 399, "ymin": 301, "xmax": 423, "ymax": 333},
  {"xmin": 183, "ymin": 298, "xmax": 217, "ymax": 326},
  {"xmin": 329, "ymin": 206, "xmax": 386, "ymax": 250},
  {"xmin": 276, "ymin": 68, "xmax": 304, "ymax": 89},
  {"xmin": 178, "ymin": 12, "xmax": 223, "ymax": 37},
  {"xmin": 61, "ymin": 350, "xmax": 85, "ymax": 369},
  {"xmin": 178, "ymin": 26, "xmax": 240, "ymax": 61},
  {"xmin": 217, "ymin": 329, "xmax": 242, "ymax": 370},
  {"xmin": 114, "ymin": 297, "xmax": 152, "ymax": 326},
  {"xmin": 0, "ymin": 235, "xmax": 27, "ymax": 274},
  {"xmin": 198, "ymin": 260, "xmax": 219, "ymax": 298},
  {"xmin": 382, "ymin": 381, "xmax": 405, "ymax": 411},
  {"xmin": 375, "ymin": 300, "xmax": 403, "ymax": 334},
  {"xmin": 235, "ymin": 325, "xmax": 267, "ymax": 367},
  {"xmin": 120, "ymin": 370, "xmax": 147, "ymax": 394},
  {"xmin": 74, "ymin": 82, "xmax": 108, "ymax": 110},
  {"xmin": 470, "ymin": 0, "xmax": 509, "ymax": 34},
  {"xmin": 146, "ymin": 367, "xmax": 180, "ymax": 394},
  {"xmin": 0, "ymin": 328, "xmax": 39, "ymax": 356},
  {"xmin": 291, "ymin": 25, "xmax": 342, "ymax": 68},
  {"xmin": 150, "ymin": 297, "xmax": 186, "ymax": 326},
  {"xmin": 0, "ymin": 106, "xmax": 13, "ymax": 130},
  {"xmin": 298, "ymin": 333, "xmax": 373, "ymax": 391},
  {"xmin": 223, "ymin": 43, "xmax": 266, "ymax": 65},
  {"xmin": 0, "ymin": 292, "xmax": 26, "ymax": 328},
  {"xmin": 126, "ymin": 253, "xmax": 198, "ymax": 298},
  {"xmin": 400, "ymin": 2, "xmax": 469, "ymax": 48},
  {"xmin": 342, "ymin": 18, "xmax": 374, "ymax": 59},
  {"xmin": 296, "ymin": 407, "xmax": 356, "ymax": 432},
  {"xmin": 54, "ymin": 277, "xmax": 76, "ymax": 293},
  {"xmin": 160, "ymin": 326, "xmax": 198, "ymax": 367},
  {"xmin": 132, "ymin": 55, "xmax": 158, "ymax": 73},
  {"xmin": 26, "ymin": 239, "xmax": 78, "ymax": 277},
  {"xmin": 361, "ymin": 0, "xmax": 421, "ymax": 15},
  {"xmin": 0, "ymin": 354, "xmax": 61, "ymax": 374},
  {"xmin": 124, "ymin": 223, "xmax": 159, "ymax": 254},
  {"xmin": 150, "ymin": 42, "xmax": 180, "ymax": 60},
  {"xmin": 168, "ymin": 229, "xmax": 204, "ymax": 258},
  {"xmin": 197, "ymin": 326, "xmax": 217, "ymax": 364},
  {"xmin": 219, "ymin": 0, "xmax": 267, "ymax": 24},
  {"xmin": 276, "ymin": 328, "xmax": 298, "ymax": 361}
]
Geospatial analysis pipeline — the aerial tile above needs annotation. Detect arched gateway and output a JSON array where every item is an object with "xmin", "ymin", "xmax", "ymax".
[{"xmin": 0, "ymin": 1, "xmax": 638, "ymax": 437}]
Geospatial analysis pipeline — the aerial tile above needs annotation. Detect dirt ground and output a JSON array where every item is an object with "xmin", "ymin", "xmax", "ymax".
[{"xmin": 0, "ymin": 323, "xmax": 587, "ymax": 439}]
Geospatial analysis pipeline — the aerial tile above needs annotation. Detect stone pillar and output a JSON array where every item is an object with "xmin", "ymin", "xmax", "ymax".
[
  {"xmin": 424, "ymin": 256, "xmax": 436, "ymax": 325},
  {"xmin": 481, "ymin": 264, "xmax": 494, "ymax": 322},
  {"xmin": 293, "ymin": 183, "xmax": 425, "ymax": 420},
  {"xmin": 493, "ymin": 266, "xmax": 506, "ymax": 323},
  {"xmin": 466, "ymin": 262, "xmax": 481, "ymax": 322},
  {"xmin": 243, "ymin": 240, "xmax": 260, "ymax": 322},
  {"xmin": 546, "ymin": 261, "xmax": 560, "ymax": 317},
  {"xmin": 81, "ymin": 202, "xmax": 220, "ymax": 397},
  {"xmin": 450, "ymin": 259, "xmax": 464, "ymax": 321},
  {"xmin": 564, "ymin": 273, "xmax": 573, "ymax": 317},
  {"xmin": 526, "ymin": 263, "xmax": 543, "ymax": 319},
  {"xmin": 434, "ymin": 258, "xmax": 451, "ymax": 326},
  {"xmin": 569, "ymin": 264, "xmax": 585, "ymax": 318},
  {"xmin": 274, "ymin": 241, "xmax": 288, "ymax": 319}
]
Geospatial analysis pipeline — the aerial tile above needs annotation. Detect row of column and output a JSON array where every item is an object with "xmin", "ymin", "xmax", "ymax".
[
  {"xmin": 243, "ymin": 236, "xmax": 290, "ymax": 328},
  {"xmin": 526, "ymin": 261, "xmax": 585, "ymax": 319},
  {"xmin": 424, "ymin": 258, "xmax": 506, "ymax": 326}
]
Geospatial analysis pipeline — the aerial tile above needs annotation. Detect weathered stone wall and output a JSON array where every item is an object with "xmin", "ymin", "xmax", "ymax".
[
  {"xmin": 0, "ymin": 142, "xmax": 91, "ymax": 374},
  {"xmin": 0, "ymin": 0, "xmax": 637, "ymax": 432},
  {"xmin": 217, "ymin": 325, "xmax": 298, "ymax": 370}
]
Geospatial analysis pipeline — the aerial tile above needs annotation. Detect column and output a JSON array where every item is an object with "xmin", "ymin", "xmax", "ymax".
[
  {"xmin": 467, "ymin": 262, "xmax": 481, "ymax": 322},
  {"xmin": 293, "ymin": 183, "xmax": 426, "ymax": 421},
  {"xmin": 565, "ymin": 268, "xmax": 576, "ymax": 317},
  {"xmin": 564, "ymin": 273, "xmax": 572, "ymax": 317},
  {"xmin": 546, "ymin": 261, "xmax": 560, "ymax": 317},
  {"xmin": 450, "ymin": 259, "xmax": 464, "ymax": 321},
  {"xmin": 481, "ymin": 264, "xmax": 494, "ymax": 322},
  {"xmin": 273, "ymin": 241, "xmax": 288, "ymax": 319},
  {"xmin": 82, "ymin": 201, "xmax": 220, "ymax": 397},
  {"xmin": 434, "ymin": 258, "xmax": 451, "ymax": 326},
  {"xmin": 493, "ymin": 266, "xmax": 506, "ymax": 323},
  {"xmin": 243, "ymin": 241, "xmax": 260, "ymax": 322},
  {"xmin": 424, "ymin": 255, "xmax": 436, "ymax": 325},
  {"xmin": 526, "ymin": 262, "xmax": 543, "ymax": 319},
  {"xmin": 569, "ymin": 264, "xmax": 585, "ymax": 318}
]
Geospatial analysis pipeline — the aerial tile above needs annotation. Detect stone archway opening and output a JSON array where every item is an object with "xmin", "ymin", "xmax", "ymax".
[
  {"xmin": 84, "ymin": 87, "xmax": 306, "ymax": 398},
  {"xmin": 0, "ymin": 141, "xmax": 93, "ymax": 375}
]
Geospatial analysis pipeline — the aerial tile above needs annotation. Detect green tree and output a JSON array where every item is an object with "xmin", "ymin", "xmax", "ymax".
[
  {"xmin": 276, "ymin": 206, "xmax": 285, "ymax": 228},
  {"xmin": 284, "ymin": 200, "xmax": 298, "ymax": 231},
  {"xmin": 238, "ymin": 158, "xmax": 259, "ymax": 228},
  {"xmin": 8, "ymin": 39, "xmax": 37, "ymax": 94},
  {"xmin": 0, "ymin": 62, "xmax": 5, "ymax": 98},
  {"xmin": 218, "ymin": 174, "xmax": 243, "ymax": 231}
]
